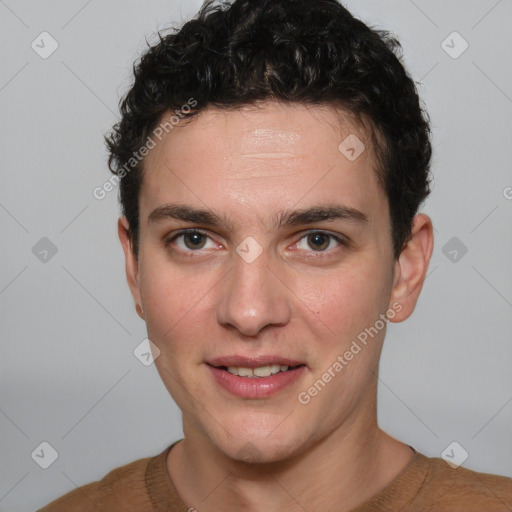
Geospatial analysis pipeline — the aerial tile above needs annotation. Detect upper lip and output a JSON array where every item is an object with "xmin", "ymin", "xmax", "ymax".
[{"xmin": 207, "ymin": 355, "xmax": 304, "ymax": 368}]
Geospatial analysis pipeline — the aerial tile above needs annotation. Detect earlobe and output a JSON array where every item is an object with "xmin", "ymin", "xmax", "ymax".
[
  {"xmin": 389, "ymin": 213, "xmax": 434, "ymax": 323},
  {"xmin": 118, "ymin": 216, "xmax": 145, "ymax": 320}
]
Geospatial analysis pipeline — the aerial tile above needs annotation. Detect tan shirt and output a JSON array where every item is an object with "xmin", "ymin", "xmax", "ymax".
[{"xmin": 39, "ymin": 441, "xmax": 512, "ymax": 511}]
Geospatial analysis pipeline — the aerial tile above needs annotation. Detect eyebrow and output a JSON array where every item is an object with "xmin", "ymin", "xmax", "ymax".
[{"xmin": 147, "ymin": 203, "xmax": 368, "ymax": 231}]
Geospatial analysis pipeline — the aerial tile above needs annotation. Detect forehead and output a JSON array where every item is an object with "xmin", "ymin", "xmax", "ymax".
[{"xmin": 140, "ymin": 102, "xmax": 385, "ymax": 227}]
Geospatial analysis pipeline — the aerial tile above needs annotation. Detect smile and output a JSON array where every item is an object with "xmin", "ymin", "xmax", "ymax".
[
  {"xmin": 224, "ymin": 364, "xmax": 298, "ymax": 378},
  {"xmin": 206, "ymin": 359, "xmax": 307, "ymax": 399}
]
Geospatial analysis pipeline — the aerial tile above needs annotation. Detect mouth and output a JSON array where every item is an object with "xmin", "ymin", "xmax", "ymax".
[
  {"xmin": 206, "ymin": 357, "xmax": 307, "ymax": 399},
  {"xmin": 209, "ymin": 363, "xmax": 304, "ymax": 378}
]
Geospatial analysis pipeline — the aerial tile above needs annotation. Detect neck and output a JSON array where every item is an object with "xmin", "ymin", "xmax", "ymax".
[{"xmin": 167, "ymin": 410, "xmax": 413, "ymax": 511}]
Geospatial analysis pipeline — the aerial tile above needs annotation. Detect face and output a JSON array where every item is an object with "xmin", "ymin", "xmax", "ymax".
[{"xmin": 119, "ymin": 102, "xmax": 428, "ymax": 463}]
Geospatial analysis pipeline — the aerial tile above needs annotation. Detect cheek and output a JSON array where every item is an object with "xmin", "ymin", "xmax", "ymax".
[
  {"xmin": 138, "ymin": 259, "xmax": 208, "ymax": 345},
  {"xmin": 298, "ymin": 259, "xmax": 391, "ymax": 343}
]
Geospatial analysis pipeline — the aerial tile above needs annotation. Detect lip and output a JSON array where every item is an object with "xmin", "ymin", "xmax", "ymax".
[
  {"xmin": 207, "ymin": 355, "xmax": 304, "ymax": 369},
  {"xmin": 206, "ymin": 363, "xmax": 307, "ymax": 399}
]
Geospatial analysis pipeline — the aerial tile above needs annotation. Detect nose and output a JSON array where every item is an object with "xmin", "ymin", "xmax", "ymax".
[{"xmin": 216, "ymin": 244, "xmax": 292, "ymax": 337}]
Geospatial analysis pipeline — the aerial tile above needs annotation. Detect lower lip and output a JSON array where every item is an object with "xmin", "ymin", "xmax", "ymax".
[{"xmin": 207, "ymin": 365, "xmax": 307, "ymax": 399}]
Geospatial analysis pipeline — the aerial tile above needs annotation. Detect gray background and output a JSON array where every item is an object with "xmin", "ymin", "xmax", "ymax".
[{"xmin": 1, "ymin": 0, "xmax": 511, "ymax": 510}]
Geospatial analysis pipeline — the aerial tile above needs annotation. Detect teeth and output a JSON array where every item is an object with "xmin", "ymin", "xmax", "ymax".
[
  {"xmin": 237, "ymin": 367, "xmax": 253, "ymax": 377},
  {"xmin": 226, "ymin": 364, "xmax": 292, "ymax": 378},
  {"xmin": 253, "ymin": 365, "xmax": 272, "ymax": 377}
]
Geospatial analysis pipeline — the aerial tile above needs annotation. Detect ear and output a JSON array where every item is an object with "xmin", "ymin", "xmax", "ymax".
[
  {"xmin": 388, "ymin": 213, "xmax": 434, "ymax": 323},
  {"xmin": 118, "ymin": 216, "xmax": 145, "ymax": 320}
]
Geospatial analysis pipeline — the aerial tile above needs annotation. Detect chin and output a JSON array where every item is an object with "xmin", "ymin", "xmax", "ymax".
[{"xmin": 210, "ymin": 424, "xmax": 310, "ymax": 465}]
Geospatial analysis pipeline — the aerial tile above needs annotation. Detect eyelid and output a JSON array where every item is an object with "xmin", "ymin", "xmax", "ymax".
[{"xmin": 300, "ymin": 229, "xmax": 348, "ymax": 243}]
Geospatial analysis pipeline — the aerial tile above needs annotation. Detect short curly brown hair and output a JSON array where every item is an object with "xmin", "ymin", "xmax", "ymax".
[{"xmin": 105, "ymin": 0, "xmax": 432, "ymax": 259}]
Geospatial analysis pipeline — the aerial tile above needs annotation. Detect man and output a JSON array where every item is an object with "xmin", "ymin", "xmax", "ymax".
[{"xmin": 40, "ymin": 0, "xmax": 512, "ymax": 510}]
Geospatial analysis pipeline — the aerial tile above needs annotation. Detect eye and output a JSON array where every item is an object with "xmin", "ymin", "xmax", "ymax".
[
  {"xmin": 295, "ymin": 231, "xmax": 346, "ymax": 253},
  {"xmin": 166, "ymin": 229, "xmax": 219, "ymax": 252}
]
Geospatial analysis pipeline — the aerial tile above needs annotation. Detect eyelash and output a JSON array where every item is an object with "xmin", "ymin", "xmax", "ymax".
[{"xmin": 164, "ymin": 228, "xmax": 348, "ymax": 258}]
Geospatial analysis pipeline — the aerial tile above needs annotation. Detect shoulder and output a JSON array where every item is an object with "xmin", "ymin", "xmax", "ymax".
[
  {"xmin": 37, "ymin": 453, "xmax": 154, "ymax": 511},
  {"xmin": 416, "ymin": 454, "xmax": 512, "ymax": 511}
]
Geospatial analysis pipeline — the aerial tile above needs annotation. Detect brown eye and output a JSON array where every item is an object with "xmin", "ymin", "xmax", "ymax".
[
  {"xmin": 183, "ymin": 232, "xmax": 207, "ymax": 249},
  {"xmin": 307, "ymin": 232, "xmax": 330, "ymax": 251},
  {"xmin": 294, "ymin": 231, "xmax": 346, "ymax": 256},
  {"xmin": 166, "ymin": 229, "xmax": 217, "ymax": 253}
]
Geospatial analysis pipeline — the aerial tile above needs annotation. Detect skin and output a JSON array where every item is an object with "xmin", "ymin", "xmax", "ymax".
[{"xmin": 118, "ymin": 101, "xmax": 433, "ymax": 511}]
